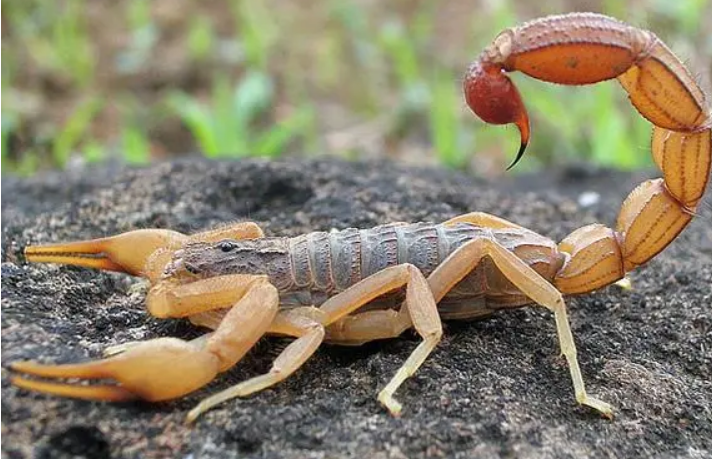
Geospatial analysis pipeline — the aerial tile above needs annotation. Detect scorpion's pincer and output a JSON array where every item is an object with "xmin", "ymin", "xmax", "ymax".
[{"xmin": 24, "ymin": 229, "xmax": 188, "ymax": 279}]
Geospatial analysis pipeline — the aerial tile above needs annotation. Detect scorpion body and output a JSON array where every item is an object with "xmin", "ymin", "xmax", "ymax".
[
  {"xmin": 10, "ymin": 13, "xmax": 711, "ymax": 423},
  {"xmin": 174, "ymin": 222, "xmax": 562, "ymax": 324}
]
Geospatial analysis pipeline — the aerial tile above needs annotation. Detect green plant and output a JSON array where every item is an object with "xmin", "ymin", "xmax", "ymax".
[
  {"xmin": 52, "ymin": 97, "xmax": 103, "ymax": 167},
  {"xmin": 375, "ymin": 11, "xmax": 480, "ymax": 169},
  {"xmin": 328, "ymin": 0, "xmax": 384, "ymax": 114},
  {"xmin": 117, "ymin": 0, "xmax": 158, "ymax": 73},
  {"xmin": 187, "ymin": 16, "xmax": 215, "ymax": 61},
  {"xmin": 2, "ymin": 1, "xmax": 706, "ymax": 176},
  {"xmin": 6, "ymin": 0, "xmax": 95, "ymax": 87},
  {"xmin": 516, "ymin": 79, "xmax": 651, "ymax": 170},
  {"xmin": 428, "ymin": 70, "xmax": 474, "ymax": 169},
  {"xmin": 81, "ymin": 139, "xmax": 106, "ymax": 164},
  {"xmin": 122, "ymin": 125, "xmax": 152, "ymax": 165},
  {"xmin": 650, "ymin": 0, "xmax": 708, "ymax": 34},
  {"xmin": 231, "ymin": 0, "xmax": 278, "ymax": 69},
  {"xmin": 168, "ymin": 71, "xmax": 313, "ymax": 158}
]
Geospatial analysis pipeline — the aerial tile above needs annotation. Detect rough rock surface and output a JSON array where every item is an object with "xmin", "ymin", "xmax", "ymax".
[{"xmin": 2, "ymin": 159, "xmax": 711, "ymax": 459}]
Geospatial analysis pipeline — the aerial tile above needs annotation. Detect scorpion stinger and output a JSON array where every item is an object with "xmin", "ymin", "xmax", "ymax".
[
  {"xmin": 506, "ymin": 140, "xmax": 529, "ymax": 171},
  {"xmin": 463, "ymin": 50, "xmax": 532, "ymax": 170}
]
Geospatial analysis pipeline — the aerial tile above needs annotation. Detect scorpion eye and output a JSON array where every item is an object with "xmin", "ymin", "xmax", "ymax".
[{"xmin": 217, "ymin": 241, "xmax": 237, "ymax": 253}]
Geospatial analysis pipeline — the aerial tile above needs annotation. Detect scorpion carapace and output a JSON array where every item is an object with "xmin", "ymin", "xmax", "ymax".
[{"xmin": 10, "ymin": 13, "xmax": 711, "ymax": 423}]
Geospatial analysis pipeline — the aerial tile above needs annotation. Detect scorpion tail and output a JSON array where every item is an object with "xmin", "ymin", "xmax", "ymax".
[{"xmin": 464, "ymin": 59, "xmax": 531, "ymax": 170}]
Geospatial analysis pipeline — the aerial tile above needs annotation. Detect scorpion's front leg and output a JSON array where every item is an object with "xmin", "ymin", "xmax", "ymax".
[
  {"xmin": 465, "ymin": 12, "xmax": 709, "ymax": 168},
  {"xmin": 186, "ymin": 307, "xmax": 327, "ymax": 422},
  {"xmin": 184, "ymin": 264, "xmax": 442, "ymax": 419},
  {"xmin": 187, "ymin": 221, "xmax": 265, "ymax": 243},
  {"xmin": 10, "ymin": 275, "xmax": 278, "ymax": 403}
]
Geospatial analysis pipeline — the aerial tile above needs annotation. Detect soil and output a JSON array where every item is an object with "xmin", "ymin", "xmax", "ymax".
[{"xmin": 2, "ymin": 158, "xmax": 711, "ymax": 459}]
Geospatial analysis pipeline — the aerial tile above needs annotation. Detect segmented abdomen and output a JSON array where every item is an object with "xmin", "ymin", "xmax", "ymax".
[
  {"xmin": 288, "ymin": 223, "xmax": 440, "ymax": 295},
  {"xmin": 281, "ymin": 222, "xmax": 561, "ymax": 311}
]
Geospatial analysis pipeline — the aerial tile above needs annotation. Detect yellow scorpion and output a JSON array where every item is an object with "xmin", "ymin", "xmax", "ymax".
[{"xmin": 10, "ymin": 13, "xmax": 710, "ymax": 423}]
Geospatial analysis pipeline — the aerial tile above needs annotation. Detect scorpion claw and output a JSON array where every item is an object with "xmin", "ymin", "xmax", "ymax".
[
  {"xmin": 24, "ymin": 229, "xmax": 187, "ymax": 278},
  {"xmin": 9, "ymin": 338, "xmax": 221, "ymax": 403},
  {"xmin": 10, "ymin": 375, "xmax": 137, "ymax": 402}
]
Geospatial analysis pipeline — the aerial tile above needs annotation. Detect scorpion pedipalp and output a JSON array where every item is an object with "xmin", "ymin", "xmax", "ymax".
[
  {"xmin": 10, "ymin": 338, "xmax": 220, "ymax": 403},
  {"xmin": 24, "ymin": 229, "xmax": 187, "ymax": 279}
]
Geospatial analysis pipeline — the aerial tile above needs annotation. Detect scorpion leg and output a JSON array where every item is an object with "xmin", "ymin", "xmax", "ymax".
[
  {"xmin": 325, "ymin": 308, "xmax": 412, "ymax": 346},
  {"xmin": 186, "ymin": 308, "xmax": 326, "ymax": 423},
  {"xmin": 10, "ymin": 275, "xmax": 279, "ymax": 403},
  {"xmin": 428, "ymin": 238, "xmax": 613, "ymax": 418},
  {"xmin": 316, "ymin": 264, "xmax": 443, "ymax": 416},
  {"xmin": 189, "ymin": 306, "xmax": 413, "ymax": 403},
  {"xmin": 444, "ymin": 212, "xmax": 525, "ymax": 230},
  {"xmin": 188, "ymin": 221, "xmax": 265, "ymax": 242},
  {"xmin": 104, "ymin": 274, "xmax": 266, "ymax": 357},
  {"xmin": 146, "ymin": 274, "xmax": 272, "ymax": 318},
  {"xmin": 188, "ymin": 309, "xmax": 229, "ymax": 329}
]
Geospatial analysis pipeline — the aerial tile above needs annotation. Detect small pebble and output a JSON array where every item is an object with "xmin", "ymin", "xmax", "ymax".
[{"xmin": 578, "ymin": 191, "xmax": 600, "ymax": 208}]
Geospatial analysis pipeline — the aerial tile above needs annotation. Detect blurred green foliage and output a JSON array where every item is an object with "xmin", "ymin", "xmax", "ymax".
[
  {"xmin": 168, "ymin": 71, "xmax": 314, "ymax": 158},
  {"xmin": 2, "ymin": 0, "xmax": 710, "ymax": 176}
]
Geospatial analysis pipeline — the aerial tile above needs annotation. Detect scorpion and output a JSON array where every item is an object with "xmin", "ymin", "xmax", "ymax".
[{"xmin": 9, "ymin": 13, "xmax": 711, "ymax": 423}]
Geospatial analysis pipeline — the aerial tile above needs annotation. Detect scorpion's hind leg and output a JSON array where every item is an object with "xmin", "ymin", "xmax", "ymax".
[
  {"xmin": 188, "ymin": 304, "xmax": 416, "ymax": 421},
  {"xmin": 317, "ymin": 264, "xmax": 443, "ymax": 416},
  {"xmin": 186, "ymin": 265, "xmax": 441, "ymax": 418},
  {"xmin": 10, "ymin": 275, "xmax": 279, "ymax": 405},
  {"xmin": 428, "ymin": 238, "xmax": 613, "ymax": 418}
]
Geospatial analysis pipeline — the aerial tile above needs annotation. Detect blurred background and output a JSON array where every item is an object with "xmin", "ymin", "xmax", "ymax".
[{"xmin": 2, "ymin": 0, "xmax": 711, "ymax": 177}]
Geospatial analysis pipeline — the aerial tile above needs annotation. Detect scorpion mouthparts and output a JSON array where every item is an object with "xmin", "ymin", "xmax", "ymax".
[{"xmin": 162, "ymin": 255, "xmax": 185, "ymax": 277}]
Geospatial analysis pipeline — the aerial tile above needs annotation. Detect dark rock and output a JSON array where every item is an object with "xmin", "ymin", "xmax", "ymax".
[
  {"xmin": 2, "ymin": 158, "xmax": 711, "ymax": 458},
  {"xmin": 35, "ymin": 426, "xmax": 111, "ymax": 459}
]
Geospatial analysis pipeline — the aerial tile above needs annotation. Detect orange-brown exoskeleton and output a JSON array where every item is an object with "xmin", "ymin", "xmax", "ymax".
[{"xmin": 10, "ymin": 13, "xmax": 710, "ymax": 423}]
